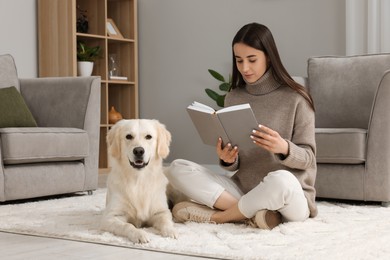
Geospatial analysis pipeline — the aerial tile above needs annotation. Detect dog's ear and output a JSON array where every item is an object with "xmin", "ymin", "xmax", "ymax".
[
  {"xmin": 106, "ymin": 124, "xmax": 122, "ymax": 159},
  {"xmin": 155, "ymin": 120, "xmax": 171, "ymax": 159}
]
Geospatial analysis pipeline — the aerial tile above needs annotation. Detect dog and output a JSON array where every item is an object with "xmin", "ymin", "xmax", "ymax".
[{"xmin": 101, "ymin": 119, "xmax": 178, "ymax": 243}]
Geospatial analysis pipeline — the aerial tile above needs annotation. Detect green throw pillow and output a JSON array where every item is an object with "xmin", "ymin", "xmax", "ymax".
[{"xmin": 0, "ymin": 86, "xmax": 37, "ymax": 127}]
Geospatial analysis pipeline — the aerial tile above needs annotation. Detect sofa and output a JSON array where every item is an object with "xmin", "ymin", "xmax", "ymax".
[
  {"xmin": 0, "ymin": 54, "xmax": 100, "ymax": 202},
  {"xmin": 294, "ymin": 53, "xmax": 390, "ymax": 206}
]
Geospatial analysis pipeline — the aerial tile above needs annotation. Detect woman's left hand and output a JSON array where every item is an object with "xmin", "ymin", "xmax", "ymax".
[{"xmin": 251, "ymin": 125, "xmax": 289, "ymax": 156}]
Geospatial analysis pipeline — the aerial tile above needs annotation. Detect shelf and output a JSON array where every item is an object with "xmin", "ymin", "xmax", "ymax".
[
  {"xmin": 101, "ymin": 79, "xmax": 135, "ymax": 84},
  {"xmin": 107, "ymin": 37, "xmax": 135, "ymax": 42},
  {"xmin": 76, "ymin": 0, "xmax": 106, "ymax": 36},
  {"xmin": 38, "ymin": 0, "xmax": 138, "ymax": 169},
  {"xmin": 108, "ymin": 80, "xmax": 134, "ymax": 84},
  {"xmin": 76, "ymin": 33, "xmax": 107, "ymax": 39}
]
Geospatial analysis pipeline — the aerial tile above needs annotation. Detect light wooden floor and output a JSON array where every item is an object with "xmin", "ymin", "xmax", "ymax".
[
  {"xmin": 0, "ymin": 232, "xmax": 214, "ymax": 260},
  {"xmin": 0, "ymin": 172, "xmax": 215, "ymax": 260}
]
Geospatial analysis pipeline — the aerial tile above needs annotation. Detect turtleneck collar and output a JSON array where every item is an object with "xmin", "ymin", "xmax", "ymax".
[{"xmin": 244, "ymin": 68, "xmax": 281, "ymax": 95}]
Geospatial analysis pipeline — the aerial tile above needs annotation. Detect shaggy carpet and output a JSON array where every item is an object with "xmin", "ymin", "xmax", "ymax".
[{"xmin": 0, "ymin": 189, "xmax": 389, "ymax": 260}]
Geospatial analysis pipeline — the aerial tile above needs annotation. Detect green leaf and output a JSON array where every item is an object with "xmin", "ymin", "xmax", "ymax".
[
  {"xmin": 216, "ymin": 95, "xmax": 225, "ymax": 107},
  {"xmin": 205, "ymin": 88, "xmax": 220, "ymax": 102},
  {"xmin": 219, "ymin": 82, "xmax": 231, "ymax": 91},
  {"xmin": 208, "ymin": 69, "xmax": 225, "ymax": 82},
  {"xmin": 77, "ymin": 41, "xmax": 102, "ymax": 62}
]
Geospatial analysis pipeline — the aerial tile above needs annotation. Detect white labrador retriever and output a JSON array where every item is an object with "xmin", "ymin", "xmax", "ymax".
[{"xmin": 101, "ymin": 119, "xmax": 178, "ymax": 243}]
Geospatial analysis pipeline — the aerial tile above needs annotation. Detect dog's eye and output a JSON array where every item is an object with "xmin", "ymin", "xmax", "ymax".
[
  {"xmin": 145, "ymin": 134, "xmax": 152, "ymax": 140},
  {"xmin": 126, "ymin": 134, "xmax": 134, "ymax": 140}
]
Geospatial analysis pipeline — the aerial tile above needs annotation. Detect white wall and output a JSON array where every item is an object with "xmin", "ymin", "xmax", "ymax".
[
  {"xmin": 0, "ymin": 0, "xmax": 37, "ymax": 78},
  {"xmin": 138, "ymin": 0, "xmax": 346, "ymax": 164},
  {"xmin": 346, "ymin": 0, "xmax": 390, "ymax": 55},
  {"xmin": 0, "ymin": 0, "xmax": 346, "ymax": 164}
]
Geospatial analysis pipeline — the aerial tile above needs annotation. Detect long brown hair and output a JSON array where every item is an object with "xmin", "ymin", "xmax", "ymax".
[{"xmin": 231, "ymin": 23, "xmax": 314, "ymax": 110}]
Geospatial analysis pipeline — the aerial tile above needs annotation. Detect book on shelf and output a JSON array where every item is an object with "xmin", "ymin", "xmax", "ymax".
[
  {"xmin": 109, "ymin": 75, "xmax": 128, "ymax": 81},
  {"xmin": 186, "ymin": 101, "xmax": 259, "ymax": 150}
]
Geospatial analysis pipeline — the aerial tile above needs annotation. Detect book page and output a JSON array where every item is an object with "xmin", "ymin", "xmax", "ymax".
[
  {"xmin": 217, "ymin": 103, "xmax": 251, "ymax": 113},
  {"xmin": 187, "ymin": 101, "xmax": 215, "ymax": 114}
]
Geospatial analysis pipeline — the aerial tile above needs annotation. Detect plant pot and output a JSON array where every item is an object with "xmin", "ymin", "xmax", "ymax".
[{"xmin": 77, "ymin": 61, "xmax": 94, "ymax": 76}]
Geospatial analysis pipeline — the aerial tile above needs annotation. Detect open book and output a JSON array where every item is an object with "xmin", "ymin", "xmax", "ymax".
[{"xmin": 186, "ymin": 101, "xmax": 259, "ymax": 150}]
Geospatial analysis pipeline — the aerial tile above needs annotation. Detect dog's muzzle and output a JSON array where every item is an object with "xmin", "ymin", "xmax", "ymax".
[{"xmin": 129, "ymin": 147, "xmax": 149, "ymax": 170}]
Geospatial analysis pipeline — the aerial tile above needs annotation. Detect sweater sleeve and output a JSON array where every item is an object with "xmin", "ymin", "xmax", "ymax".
[
  {"xmin": 219, "ymin": 157, "xmax": 240, "ymax": 171},
  {"xmin": 277, "ymin": 99, "xmax": 316, "ymax": 170}
]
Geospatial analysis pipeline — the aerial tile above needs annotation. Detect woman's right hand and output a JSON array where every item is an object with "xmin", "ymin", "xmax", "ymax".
[{"xmin": 216, "ymin": 138, "xmax": 239, "ymax": 164}]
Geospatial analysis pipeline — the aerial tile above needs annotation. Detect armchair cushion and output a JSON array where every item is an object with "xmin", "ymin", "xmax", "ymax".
[
  {"xmin": 315, "ymin": 128, "xmax": 367, "ymax": 164},
  {"xmin": 308, "ymin": 54, "xmax": 390, "ymax": 129},
  {"xmin": 0, "ymin": 127, "xmax": 89, "ymax": 165},
  {"xmin": 20, "ymin": 77, "xmax": 95, "ymax": 128},
  {"xmin": 0, "ymin": 86, "xmax": 37, "ymax": 128}
]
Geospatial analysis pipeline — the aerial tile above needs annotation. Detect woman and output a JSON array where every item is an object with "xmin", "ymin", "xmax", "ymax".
[{"xmin": 166, "ymin": 23, "xmax": 317, "ymax": 229}]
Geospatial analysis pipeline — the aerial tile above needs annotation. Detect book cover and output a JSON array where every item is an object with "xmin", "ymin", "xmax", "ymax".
[{"xmin": 187, "ymin": 102, "xmax": 259, "ymax": 150}]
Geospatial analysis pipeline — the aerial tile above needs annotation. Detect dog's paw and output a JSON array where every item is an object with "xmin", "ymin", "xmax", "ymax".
[
  {"xmin": 128, "ymin": 229, "xmax": 150, "ymax": 244},
  {"xmin": 160, "ymin": 226, "xmax": 178, "ymax": 239}
]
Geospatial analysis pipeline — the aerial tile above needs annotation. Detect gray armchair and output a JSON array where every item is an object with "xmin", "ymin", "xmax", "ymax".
[
  {"xmin": 294, "ymin": 53, "xmax": 390, "ymax": 206},
  {"xmin": 0, "ymin": 54, "xmax": 100, "ymax": 202}
]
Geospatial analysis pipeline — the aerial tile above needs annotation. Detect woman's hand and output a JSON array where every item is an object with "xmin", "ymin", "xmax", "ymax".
[
  {"xmin": 216, "ymin": 138, "xmax": 239, "ymax": 164},
  {"xmin": 251, "ymin": 125, "xmax": 289, "ymax": 156}
]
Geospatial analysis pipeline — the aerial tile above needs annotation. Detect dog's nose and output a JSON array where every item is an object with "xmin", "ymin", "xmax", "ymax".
[{"xmin": 133, "ymin": 147, "xmax": 144, "ymax": 157}]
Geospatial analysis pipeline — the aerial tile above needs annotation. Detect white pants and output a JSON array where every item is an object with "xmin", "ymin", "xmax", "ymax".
[{"xmin": 165, "ymin": 159, "xmax": 310, "ymax": 222}]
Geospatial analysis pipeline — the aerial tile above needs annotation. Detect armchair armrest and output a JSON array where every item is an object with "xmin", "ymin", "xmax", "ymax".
[
  {"xmin": 365, "ymin": 70, "xmax": 390, "ymax": 201},
  {"xmin": 292, "ymin": 76, "xmax": 308, "ymax": 88}
]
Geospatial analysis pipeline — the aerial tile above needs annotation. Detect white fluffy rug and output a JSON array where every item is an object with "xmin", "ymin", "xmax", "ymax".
[{"xmin": 1, "ymin": 189, "xmax": 390, "ymax": 260}]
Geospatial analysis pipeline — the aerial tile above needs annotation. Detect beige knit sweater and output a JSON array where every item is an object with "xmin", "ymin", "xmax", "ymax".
[{"xmin": 222, "ymin": 69, "xmax": 318, "ymax": 217}]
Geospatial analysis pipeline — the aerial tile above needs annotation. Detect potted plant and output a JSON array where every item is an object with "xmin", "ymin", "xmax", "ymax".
[
  {"xmin": 205, "ymin": 69, "xmax": 232, "ymax": 107},
  {"xmin": 76, "ymin": 6, "xmax": 89, "ymax": 33},
  {"xmin": 77, "ymin": 41, "xmax": 102, "ymax": 76}
]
